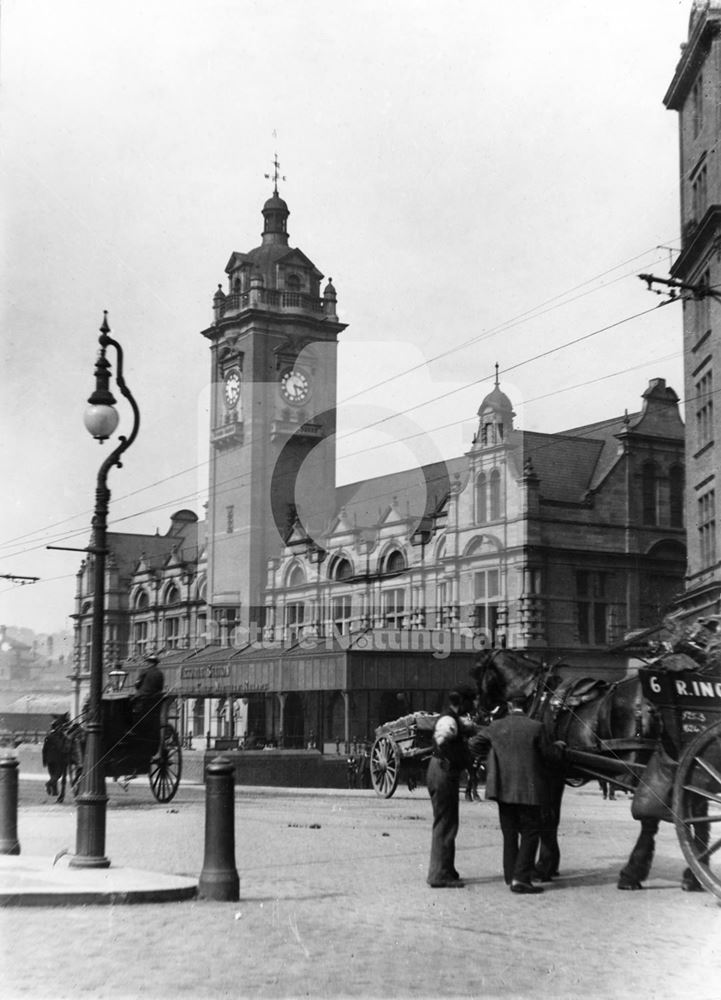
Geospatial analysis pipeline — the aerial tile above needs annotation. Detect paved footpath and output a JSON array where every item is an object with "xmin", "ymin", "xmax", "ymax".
[{"xmin": 1, "ymin": 771, "xmax": 720, "ymax": 1000}]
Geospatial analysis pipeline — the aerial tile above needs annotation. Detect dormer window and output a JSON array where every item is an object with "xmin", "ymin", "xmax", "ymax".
[{"xmin": 286, "ymin": 273, "xmax": 301, "ymax": 291}]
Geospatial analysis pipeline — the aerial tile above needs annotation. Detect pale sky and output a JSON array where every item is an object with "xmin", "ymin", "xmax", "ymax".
[{"xmin": 0, "ymin": 0, "xmax": 692, "ymax": 634}]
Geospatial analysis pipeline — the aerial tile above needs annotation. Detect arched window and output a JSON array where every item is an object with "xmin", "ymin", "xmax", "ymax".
[
  {"xmin": 134, "ymin": 589, "xmax": 149, "ymax": 611},
  {"xmin": 669, "ymin": 464, "xmax": 684, "ymax": 528},
  {"xmin": 489, "ymin": 469, "xmax": 501, "ymax": 520},
  {"xmin": 165, "ymin": 584, "xmax": 181, "ymax": 606},
  {"xmin": 287, "ymin": 563, "xmax": 306, "ymax": 587},
  {"xmin": 333, "ymin": 558, "xmax": 353, "ymax": 581},
  {"xmin": 286, "ymin": 273, "xmax": 301, "ymax": 290},
  {"xmin": 642, "ymin": 462, "xmax": 658, "ymax": 526},
  {"xmin": 475, "ymin": 472, "xmax": 487, "ymax": 524},
  {"xmin": 384, "ymin": 550, "xmax": 406, "ymax": 574}
]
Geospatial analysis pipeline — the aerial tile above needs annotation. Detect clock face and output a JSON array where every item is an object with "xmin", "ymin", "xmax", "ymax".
[
  {"xmin": 280, "ymin": 368, "xmax": 310, "ymax": 404},
  {"xmin": 224, "ymin": 370, "xmax": 241, "ymax": 408}
]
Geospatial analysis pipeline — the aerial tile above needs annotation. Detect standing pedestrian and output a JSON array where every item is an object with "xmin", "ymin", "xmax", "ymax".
[
  {"xmin": 426, "ymin": 685, "xmax": 477, "ymax": 888},
  {"xmin": 471, "ymin": 695, "xmax": 566, "ymax": 894}
]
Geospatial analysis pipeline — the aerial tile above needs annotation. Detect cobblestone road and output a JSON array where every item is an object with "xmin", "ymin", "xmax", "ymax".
[{"xmin": 2, "ymin": 778, "xmax": 720, "ymax": 999}]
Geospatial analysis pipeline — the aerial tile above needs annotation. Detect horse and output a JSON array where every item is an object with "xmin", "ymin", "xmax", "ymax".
[
  {"xmin": 469, "ymin": 649, "xmax": 699, "ymax": 891},
  {"xmin": 41, "ymin": 717, "xmax": 84, "ymax": 803}
]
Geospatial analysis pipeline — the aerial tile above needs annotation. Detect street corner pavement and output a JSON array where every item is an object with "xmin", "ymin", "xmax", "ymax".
[{"xmin": 0, "ymin": 853, "xmax": 197, "ymax": 907}]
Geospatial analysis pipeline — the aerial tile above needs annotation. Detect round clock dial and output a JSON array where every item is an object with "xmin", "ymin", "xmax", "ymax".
[
  {"xmin": 280, "ymin": 368, "xmax": 310, "ymax": 404},
  {"xmin": 224, "ymin": 370, "xmax": 241, "ymax": 408}
]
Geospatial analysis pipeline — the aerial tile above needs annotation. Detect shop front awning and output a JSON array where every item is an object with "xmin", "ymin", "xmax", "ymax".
[{"xmin": 157, "ymin": 629, "xmax": 484, "ymax": 697}]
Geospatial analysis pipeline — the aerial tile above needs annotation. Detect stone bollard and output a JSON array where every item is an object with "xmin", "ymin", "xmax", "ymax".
[
  {"xmin": 198, "ymin": 756, "xmax": 239, "ymax": 901},
  {"xmin": 0, "ymin": 756, "xmax": 20, "ymax": 855}
]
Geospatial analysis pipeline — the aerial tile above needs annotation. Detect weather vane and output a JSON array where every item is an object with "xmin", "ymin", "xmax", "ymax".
[{"xmin": 265, "ymin": 153, "xmax": 286, "ymax": 195}]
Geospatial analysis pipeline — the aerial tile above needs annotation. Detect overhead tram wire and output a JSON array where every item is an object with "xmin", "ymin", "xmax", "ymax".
[
  {"xmin": 7, "ymin": 299, "xmax": 678, "ymax": 566},
  {"xmin": 337, "ymin": 247, "xmax": 678, "ymax": 407},
  {"xmin": 4, "ymin": 296, "xmax": 676, "ymax": 562},
  {"xmin": 0, "ymin": 245, "xmax": 675, "ymax": 555},
  {"xmin": 0, "ymin": 460, "xmax": 207, "ymax": 552},
  {"xmin": 0, "ymin": 246, "xmax": 680, "ymax": 556}
]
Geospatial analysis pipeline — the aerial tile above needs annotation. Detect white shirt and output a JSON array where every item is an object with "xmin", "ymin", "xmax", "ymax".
[{"xmin": 433, "ymin": 714, "xmax": 459, "ymax": 748}]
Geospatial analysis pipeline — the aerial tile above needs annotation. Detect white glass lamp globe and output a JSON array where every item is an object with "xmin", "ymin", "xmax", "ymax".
[{"xmin": 84, "ymin": 403, "xmax": 120, "ymax": 441}]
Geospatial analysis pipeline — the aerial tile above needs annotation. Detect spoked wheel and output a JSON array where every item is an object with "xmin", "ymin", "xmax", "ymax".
[
  {"xmin": 672, "ymin": 719, "xmax": 721, "ymax": 900},
  {"xmin": 370, "ymin": 735, "xmax": 401, "ymax": 798},
  {"xmin": 149, "ymin": 724, "xmax": 182, "ymax": 803}
]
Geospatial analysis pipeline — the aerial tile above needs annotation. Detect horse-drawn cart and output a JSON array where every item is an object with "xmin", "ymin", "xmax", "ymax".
[
  {"xmin": 472, "ymin": 644, "xmax": 721, "ymax": 899},
  {"xmin": 536, "ymin": 664, "xmax": 721, "ymax": 900},
  {"xmin": 68, "ymin": 691, "xmax": 182, "ymax": 803},
  {"xmin": 369, "ymin": 712, "xmax": 439, "ymax": 797},
  {"xmin": 637, "ymin": 666, "xmax": 721, "ymax": 898}
]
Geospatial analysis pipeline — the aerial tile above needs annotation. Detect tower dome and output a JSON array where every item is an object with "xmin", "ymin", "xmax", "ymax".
[
  {"xmin": 262, "ymin": 189, "xmax": 290, "ymax": 245},
  {"xmin": 475, "ymin": 366, "xmax": 515, "ymax": 446},
  {"xmin": 263, "ymin": 192, "xmax": 289, "ymax": 215},
  {"xmin": 478, "ymin": 383, "xmax": 514, "ymax": 418}
]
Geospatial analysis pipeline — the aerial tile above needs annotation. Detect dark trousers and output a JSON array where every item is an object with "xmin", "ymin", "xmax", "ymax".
[
  {"xmin": 497, "ymin": 801, "xmax": 541, "ymax": 885},
  {"xmin": 535, "ymin": 780, "xmax": 564, "ymax": 878},
  {"xmin": 427, "ymin": 757, "xmax": 460, "ymax": 884}
]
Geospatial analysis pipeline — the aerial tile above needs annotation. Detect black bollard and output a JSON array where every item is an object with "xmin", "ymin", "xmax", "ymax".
[
  {"xmin": 0, "ymin": 755, "xmax": 20, "ymax": 855},
  {"xmin": 198, "ymin": 755, "xmax": 239, "ymax": 901}
]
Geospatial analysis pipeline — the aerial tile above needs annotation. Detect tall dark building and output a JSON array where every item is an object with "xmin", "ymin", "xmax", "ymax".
[{"xmin": 665, "ymin": 0, "xmax": 721, "ymax": 617}]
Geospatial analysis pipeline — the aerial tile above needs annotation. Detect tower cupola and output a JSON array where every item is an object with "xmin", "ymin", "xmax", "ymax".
[
  {"xmin": 476, "ymin": 365, "xmax": 515, "ymax": 446},
  {"xmin": 261, "ymin": 153, "xmax": 289, "ymax": 246},
  {"xmin": 262, "ymin": 191, "xmax": 290, "ymax": 246}
]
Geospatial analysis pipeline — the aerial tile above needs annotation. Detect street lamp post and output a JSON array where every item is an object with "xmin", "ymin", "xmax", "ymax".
[{"xmin": 70, "ymin": 312, "xmax": 139, "ymax": 869}]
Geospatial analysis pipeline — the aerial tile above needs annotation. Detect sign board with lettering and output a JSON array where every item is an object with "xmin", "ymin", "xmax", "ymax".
[{"xmin": 639, "ymin": 668, "xmax": 721, "ymax": 747}]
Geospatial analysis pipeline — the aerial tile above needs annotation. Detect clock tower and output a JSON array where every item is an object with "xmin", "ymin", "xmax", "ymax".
[{"xmin": 201, "ymin": 176, "xmax": 346, "ymax": 633}]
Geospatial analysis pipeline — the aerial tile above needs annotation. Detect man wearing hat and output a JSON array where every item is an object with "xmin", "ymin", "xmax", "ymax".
[
  {"xmin": 426, "ymin": 684, "xmax": 478, "ymax": 888},
  {"xmin": 132, "ymin": 655, "xmax": 165, "ymax": 730},
  {"xmin": 134, "ymin": 654, "xmax": 164, "ymax": 699},
  {"xmin": 470, "ymin": 694, "xmax": 565, "ymax": 894}
]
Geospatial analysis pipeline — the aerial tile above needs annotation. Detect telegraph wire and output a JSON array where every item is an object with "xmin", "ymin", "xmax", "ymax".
[
  {"xmin": 2, "ymin": 337, "xmax": 686, "ymax": 568},
  {"xmin": 0, "ymin": 253, "xmax": 681, "ymax": 558},
  {"xmin": 0, "ymin": 297, "xmax": 677, "ymax": 562}
]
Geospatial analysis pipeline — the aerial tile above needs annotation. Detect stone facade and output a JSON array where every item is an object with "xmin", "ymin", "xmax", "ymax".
[
  {"xmin": 665, "ymin": 0, "xmax": 721, "ymax": 615},
  {"xmin": 70, "ymin": 184, "xmax": 687, "ymax": 747},
  {"xmin": 265, "ymin": 378, "xmax": 686, "ymax": 670}
]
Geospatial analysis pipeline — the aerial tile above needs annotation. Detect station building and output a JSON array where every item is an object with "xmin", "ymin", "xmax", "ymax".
[{"xmin": 71, "ymin": 183, "xmax": 687, "ymax": 749}]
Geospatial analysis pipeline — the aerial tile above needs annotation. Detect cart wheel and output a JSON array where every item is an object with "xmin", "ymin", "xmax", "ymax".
[
  {"xmin": 370, "ymin": 735, "xmax": 401, "ymax": 798},
  {"xmin": 149, "ymin": 724, "xmax": 182, "ymax": 803},
  {"xmin": 672, "ymin": 719, "xmax": 721, "ymax": 900}
]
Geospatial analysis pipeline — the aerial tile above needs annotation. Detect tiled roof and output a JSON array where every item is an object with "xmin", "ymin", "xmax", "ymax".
[
  {"xmin": 107, "ymin": 520, "xmax": 202, "ymax": 579},
  {"xmin": 336, "ymin": 456, "xmax": 466, "ymax": 530},
  {"xmin": 520, "ymin": 430, "xmax": 609, "ymax": 501}
]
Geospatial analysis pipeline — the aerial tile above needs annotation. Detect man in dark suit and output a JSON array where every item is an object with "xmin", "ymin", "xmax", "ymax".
[
  {"xmin": 426, "ymin": 685, "xmax": 477, "ymax": 888},
  {"xmin": 132, "ymin": 655, "xmax": 164, "ymax": 731},
  {"xmin": 471, "ymin": 695, "xmax": 565, "ymax": 894}
]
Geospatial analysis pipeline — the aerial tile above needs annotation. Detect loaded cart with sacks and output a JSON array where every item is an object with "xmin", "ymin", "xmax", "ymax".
[{"xmin": 369, "ymin": 712, "xmax": 439, "ymax": 798}]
